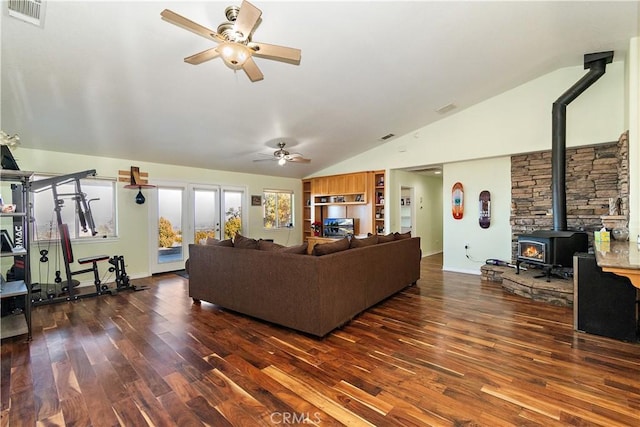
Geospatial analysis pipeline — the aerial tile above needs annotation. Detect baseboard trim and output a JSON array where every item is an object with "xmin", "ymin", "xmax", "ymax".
[{"xmin": 442, "ymin": 266, "xmax": 481, "ymax": 276}]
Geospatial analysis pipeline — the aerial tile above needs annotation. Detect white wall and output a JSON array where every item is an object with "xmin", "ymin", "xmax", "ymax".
[
  {"xmin": 18, "ymin": 148, "xmax": 302, "ymax": 281},
  {"xmin": 442, "ymin": 157, "xmax": 513, "ymax": 274}
]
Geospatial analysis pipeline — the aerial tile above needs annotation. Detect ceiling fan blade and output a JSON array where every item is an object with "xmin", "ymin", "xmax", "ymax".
[
  {"xmin": 234, "ymin": 0, "xmax": 262, "ymax": 41},
  {"xmin": 184, "ymin": 47, "xmax": 220, "ymax": 65},
  {"xmin": 287, "ymin": 157, "xmax": 311, "ymax": 164},
  {"xmin": 250, "ymin": 42, "xmax": 301, "ymax": 65},
  {"xmin": 242, "ymin": 57, "xmax": 264, "ymax": 82},
  {"xmin": 161, "ymin": 9, "xmax": 225, "ymax": 43}
]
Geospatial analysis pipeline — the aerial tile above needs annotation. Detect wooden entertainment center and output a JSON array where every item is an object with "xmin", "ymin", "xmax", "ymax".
[{"xmin": 302, "ymin": 170, "xmax": 385, "ymax": 242}]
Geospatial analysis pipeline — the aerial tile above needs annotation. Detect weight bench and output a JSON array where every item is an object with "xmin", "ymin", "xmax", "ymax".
[{"xmin": 59, "ymin": 223, "xmax": 110, "ymax": 294}]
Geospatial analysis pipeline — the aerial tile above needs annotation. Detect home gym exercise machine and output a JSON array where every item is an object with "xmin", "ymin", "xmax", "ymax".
[{"xmin": 29, "ymin": 170, "xmax": 140, "ymax": 305}]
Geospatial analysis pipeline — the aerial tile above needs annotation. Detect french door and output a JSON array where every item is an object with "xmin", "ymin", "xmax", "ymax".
[
  {"xmin": 149, "ymin": 184, "xmax": 187, "ymax": 274},
  {"xmin": 192, "ymin": 185, "xmax": 221, "ymax": 244},
  {"xmin": 149, "ymin": 183, "xmax": 246, "ymax": 274}
]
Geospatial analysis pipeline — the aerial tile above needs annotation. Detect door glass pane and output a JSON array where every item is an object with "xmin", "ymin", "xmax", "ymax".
[
  {"xmin": 194, "ymin": 188, "xmax": 218, "ymax": 244},
  {"xmin": 158, "ymin": 188, "xmax": 183, "ymax": 264},
  {"xmin": 223, "ymin": 190, "xmax": 243, "ymax": 239}
]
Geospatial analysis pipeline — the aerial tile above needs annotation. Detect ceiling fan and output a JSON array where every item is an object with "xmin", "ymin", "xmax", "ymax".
[
  {"xmin": 161, "ymin": 1, "xmax": 301, "ymax": 82},
  {"xmin": 254, "ymin": 142, "xmax": 311, "ymax": 166}
]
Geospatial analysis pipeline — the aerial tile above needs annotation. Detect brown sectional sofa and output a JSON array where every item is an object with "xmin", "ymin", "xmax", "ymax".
[{"xmin": 187, "ymin": 236, "xmax": 421, "ymax": 337}]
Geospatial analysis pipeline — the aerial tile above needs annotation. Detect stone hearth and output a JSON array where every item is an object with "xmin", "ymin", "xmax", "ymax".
[{"xmin": 481, "ymin": 264, "xmax": 573, "ymax": 307}]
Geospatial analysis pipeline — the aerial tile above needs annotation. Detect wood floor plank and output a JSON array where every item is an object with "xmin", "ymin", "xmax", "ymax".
[
  {"xmin": 2, "ymin": 253, "xmax": 639, "ymax": 426},
  {"xmin": 125, "ymin": 379, "xmax": 176, "ymax": 427},
  {"xmin": 158, "ymin": 391, "xmax": 205, "ymax": 427},
  {"xmin": 34, "ymin": 411, "xmax": 65, "ymax": 427},
  {"xmin": 220, "ymin": 352, "xmax": 332, "ymax": 419},
  {"xmin": 7, "ymin": 387, "xmax": 36, "ymax": 426},
  {"xmin": 93, "ymin": 360, "xmax": 129, "ymax": 403},
  {"xmin": 51, "ymin": 359, "xmax": 82, "ymax": 402},
  {"xmin": 208, "ymin": 367, "xmax": 273, "ymax": 422},
  {"xmin": 76, "ymin": 376, "xmax": 120, "ymax": 427},
  {"xmin": 112, "ymin": 396, "xmax": 151, "ymax": 427},
  {"xmin": 185, "ymin": 395, "xmax": 233, "ymax": 427},
  {"xmin": 59, "ymin": 394, "xmax": 91, "ymax": 427},
  {"xmin": 263, "ymin": 365, "xmax": 372, "ymax": 426}
]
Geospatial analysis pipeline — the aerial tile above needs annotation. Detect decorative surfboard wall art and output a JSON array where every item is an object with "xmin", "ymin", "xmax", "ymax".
[
  {"xmin": 452, "ymin": 182, "xmax": 463, "ymax": 219},
  {"xmin": 479, "ymin": 190, "xmax": 491, "ymax": 228}
]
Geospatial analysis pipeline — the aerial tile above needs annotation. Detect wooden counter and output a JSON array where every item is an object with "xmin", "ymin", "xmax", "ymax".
[{"xmin": 593, "ymin": 240, "xmax": 640, "ymax": 289}]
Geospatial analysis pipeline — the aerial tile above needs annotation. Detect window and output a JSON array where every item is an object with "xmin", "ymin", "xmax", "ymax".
[
  {"xmin": 32, "ymin": 174, "xmax": 116, "ymax": 241},
  {"xmin": 263, "ymin": 190, "xmax": 293, "ymax": 229},
  {"xmin": 223, "ymin": 188, "xmax": 244, "ymax": 238}
]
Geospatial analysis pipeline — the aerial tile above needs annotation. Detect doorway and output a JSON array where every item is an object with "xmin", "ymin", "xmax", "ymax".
[
  {"xmin": 192, "ymin": 185, "xmax": 221, "ymax": 244},
  {"xmin": 400, "ymin": 186, "xmax": 414, "ymax": 234},
  {"xmin": 150, "ymin": 184, "xmax": 187, "ymax": 274}
]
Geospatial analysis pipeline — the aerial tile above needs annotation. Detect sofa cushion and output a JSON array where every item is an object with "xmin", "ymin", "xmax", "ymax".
[
  {"xmin": 281, "ymin": 242, "xmax": 308, "ymax": 254},
  {"xmin": 395, "ymin": 231, "xmax": 412, "ymax": 240},
  {"xmin": 234, "ymin": 233, "xmax": 258, "ymax": 249},
  {"xmin": 377, "ymin": 233, "xmax": 396, "ymax": 243},
  {"xmin": 257, "ymin": 239, "xmax": 285, "ymax": 251},
  {"xmin": 313, "ymin": 237, "xmax": 350, "ymax": 256},
  {"xmin": 350, "ymin": 235, "xmax": 378, "ymax": 248},
  {"xmin": 206, "ymin": 238, "xmax": 234, "ymax": 247}
]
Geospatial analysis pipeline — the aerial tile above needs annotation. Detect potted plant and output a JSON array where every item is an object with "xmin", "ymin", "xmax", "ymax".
[{"xmin": 311, "ymin": 221, "xmax": 322, "ymax": 236}]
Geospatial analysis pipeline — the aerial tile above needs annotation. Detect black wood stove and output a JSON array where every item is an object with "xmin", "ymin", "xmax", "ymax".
[{"xmin": 516, "ymin": 230, "xmax": 588, "ymax": 277}]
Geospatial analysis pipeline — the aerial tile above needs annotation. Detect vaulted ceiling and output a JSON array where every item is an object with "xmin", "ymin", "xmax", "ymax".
[{"xmin": 2, "ymin": 1, "xmax": 638, "ymax": 178}]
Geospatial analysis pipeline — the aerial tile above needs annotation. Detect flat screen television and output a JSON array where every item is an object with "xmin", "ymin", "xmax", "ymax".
[
  {"xmin": 1, "ymin": 145, "xmax": 19, "ymax": 170},
  {"xmin": 323, "ymin": 218, "xmax": 355, "ymax": 238}
]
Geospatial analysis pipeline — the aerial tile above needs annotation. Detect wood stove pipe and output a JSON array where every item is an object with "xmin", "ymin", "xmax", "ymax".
[{"xmin": 551, "ymin": 51, "xmax": 614, "ymax": 231}]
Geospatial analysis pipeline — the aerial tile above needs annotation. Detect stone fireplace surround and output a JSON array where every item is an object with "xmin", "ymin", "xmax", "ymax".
[{"xmin": 510, "ymin": 131, "xmax": 629, "ymax": 261}]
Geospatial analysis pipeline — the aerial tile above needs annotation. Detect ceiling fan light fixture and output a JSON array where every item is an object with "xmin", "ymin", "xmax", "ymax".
[
  {"xmin": 278, "ymin": 157, "xmax": 287, "ymax": 166},
  {"xmin": 218, "ymin": 42, "xmax": 251, "ymax": 70},
  {"xmin": 0, "ymin": 131, "xmax": 20, "ymax": 148}
]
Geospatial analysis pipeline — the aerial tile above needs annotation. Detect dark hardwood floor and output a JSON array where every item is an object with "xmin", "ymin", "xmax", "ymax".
[{"xmin": 2, "ymin": 253, "xmax": 639, "ymax": 426}]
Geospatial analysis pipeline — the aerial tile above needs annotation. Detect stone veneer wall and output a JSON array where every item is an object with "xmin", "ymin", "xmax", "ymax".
[{"xmin": 510, "ymin": 131, "xmax": 629, "ymax": 261}]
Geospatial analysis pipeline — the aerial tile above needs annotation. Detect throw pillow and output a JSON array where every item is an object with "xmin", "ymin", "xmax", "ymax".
[
  {"xmin": 377, "ymin": 233, "xmax": 396, "ymax": 243},
  {"xmin": 206, "ymin": 238, "xmax": 234, "ymax": 247},
  {"xmin": 395, "ymin": 231, "xmax": 412, "ymax": 240},
  {"xmin": 313, "ymin": 237, "xmax": 350, "ymax": 256},
  {"xmin": 349, "ymin": 235, "xmax": 378, "ymax": 248},
  {"xmin": 280, "ymin": 242, "xmax": 308, "ymax": 254},
  {"xmin": 257, "ymin": 239, "xmax": 285, "ymax": 251},
  {"xmin": 234, "ymin": 233, "xmax": 258, "ymax": 249}
]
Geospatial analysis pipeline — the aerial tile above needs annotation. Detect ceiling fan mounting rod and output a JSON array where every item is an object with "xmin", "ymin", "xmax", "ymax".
[
  {"xmin": 217, "ymin": 22, "xmax": 247, "ymax": 43},
  {"xmin": 225, "ymin": 5, "xmax": 240, "ymax": 22}
]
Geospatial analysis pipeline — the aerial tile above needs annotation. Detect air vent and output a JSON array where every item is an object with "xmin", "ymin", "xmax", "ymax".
[
  {"xmin": 7, "ymin": 0, "xmax": 46, "ymax": 27},
  {"xmin": 379, "ymin": 133, "xmax": 395, "ymax": 141},
  {"xmin": 436, "ymin": 103, "xmax": 457, "ymax": 115}
]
